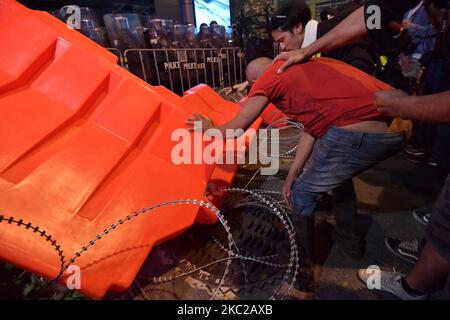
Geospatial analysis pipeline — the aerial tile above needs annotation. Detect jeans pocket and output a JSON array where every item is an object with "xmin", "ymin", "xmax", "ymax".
[
  {"xmin": 314, "ymin": 138, "xmax": 337, "ymax": 161},
  {"xmin": 307, "ymin": 139, "xmax": 351, "ymax": 178}
]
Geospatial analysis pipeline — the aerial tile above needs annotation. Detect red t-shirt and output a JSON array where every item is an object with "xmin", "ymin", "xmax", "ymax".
[{"xmin": 248, "ymin": 57, "xmax": 392, "ymax": 138}]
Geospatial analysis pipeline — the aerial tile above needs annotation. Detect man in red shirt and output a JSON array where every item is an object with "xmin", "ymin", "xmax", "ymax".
[{"xmin": 187, "ymin": 56, "xmax": 405, "ymax": 293}]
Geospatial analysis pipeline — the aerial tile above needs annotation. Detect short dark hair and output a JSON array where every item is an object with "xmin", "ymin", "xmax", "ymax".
[{"xmin": 268, "ymin": 0, "xmax": 311, "ymax": 33}]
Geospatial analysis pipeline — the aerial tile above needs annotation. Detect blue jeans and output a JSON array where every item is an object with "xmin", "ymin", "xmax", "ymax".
[{"xmin": 291, "ymin": 127, "xmax": 404, "ymax": 217}]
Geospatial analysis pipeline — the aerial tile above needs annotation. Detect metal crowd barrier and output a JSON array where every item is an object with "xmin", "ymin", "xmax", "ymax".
[
  {"xmin": 122, "ymin": 47, "xmax": 246, "ymax": 95},
  {"xmin": 106, "ymin": 47, "xmax": 125, "ymax": 67},
  {"xmin": 219, "ymin": 47, "xmax": 246, "ymax": 88}
]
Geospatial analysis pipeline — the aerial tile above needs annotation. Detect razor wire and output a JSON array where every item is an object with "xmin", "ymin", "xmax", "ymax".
[
  {"xmin": 147, "ymin": 188, "xmax": 298, "ymax": 290},
  {"xmin": 221, "ymin": 188, "xmax": 300, "ymax": 300},
  {"xmin": 0, "ymin": 216, "xmax": 66, "ymax": 272}
]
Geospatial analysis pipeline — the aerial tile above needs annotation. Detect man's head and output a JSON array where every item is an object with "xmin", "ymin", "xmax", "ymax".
[
  {"xmin": 246, "ymin": 57, "xmax": 273, "ymax": 84},
  {"xmin": 268, "ymin": 0, "xmax": 311, "ymax": 52}
]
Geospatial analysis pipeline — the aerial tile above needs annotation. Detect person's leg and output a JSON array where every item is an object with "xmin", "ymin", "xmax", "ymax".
[
  {"xmin": 290, "ymin": 129, "xmax": 348, "ymax": 262},
  {"xmin": 407, "ymin": 121, "xmax": 427, "ymax": 152},
  {"xmin": 433, "ymin": 125, "xmax": 450, "ymax": 181},
  {"xmin": 415, "ymin": 173, "xmax": 450, "ymax": 293},
  {"xmin": 332, "ymin": 180, "xmax": 357, "ymax": 244},
  {"xmin": 423, "ymin": 122, "xmax": 437, "ymax": 163},
  {"xmin": 289, "ymin": 141, "xmax": 329, "ymax": 293},
  {"xmin": 291, "ymin": 127, "xmax": 403, "ymax": 260},
  {"xmin": 332, "ymin": 179, "xmax": 372, "ymax": 258},
  {"xmin": 405, "ymin": 242, "xmax": 449, "ymax": 293},
  {"xmin": 327, "ymin": 128, "xmax": 403, "ymax": 257},
  {"xmin": 359, "ymin": 174, "xmax": 450, "ymax": 299},
  {"xmin": 290, "ymin": 188, "xmax": 318, "ymax": 261},
  {"xmin": 359, "ymin": 218, "xmax": 448, "ymax": 299},
  {"xmin": 399, "ymin": 149, "xmax": 450, "ymax": 297}
]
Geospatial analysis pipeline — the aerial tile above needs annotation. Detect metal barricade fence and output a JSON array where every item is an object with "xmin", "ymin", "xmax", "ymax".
[
  {"xmin": 219, "ymin": 47, "xmax": 246, "ymax": 89},
  {"xmin": 122, "ymin": 47, "xmax": 246, "ymax": 95},
  {"xmin": 106, "ymin": 48, "xmax": 125, "ymax": 67}
]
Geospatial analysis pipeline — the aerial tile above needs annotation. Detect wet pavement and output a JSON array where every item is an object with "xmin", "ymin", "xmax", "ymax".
[{"xmin": 315, "ymin": 155, "xmax": 445, "ymax": 299}]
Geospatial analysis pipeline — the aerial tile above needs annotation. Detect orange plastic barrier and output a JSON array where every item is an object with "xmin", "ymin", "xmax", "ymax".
[{"xmin": 0, "ymin": 0, "xmax": 261, "ymax": 299}]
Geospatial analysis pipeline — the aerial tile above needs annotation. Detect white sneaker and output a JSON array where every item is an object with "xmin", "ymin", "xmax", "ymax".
[{"xmin": 357, "ymin": 268, "xmax": 427, "ymax": 300}]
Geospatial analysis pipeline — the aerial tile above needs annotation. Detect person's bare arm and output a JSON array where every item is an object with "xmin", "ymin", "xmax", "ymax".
[
  {"xmin": 185, "ymin": 95, "xmax": 268, "ymax": 135},
  {"xmin": 282, "ymin": 131, "xmax": 316, "ymax": 205},
  {"xmin": 375, "ymin": 90, "xmax": 450, "ymax": 124},
  {"xmin": 274, "ymin": 7, "xmax": 368, "ymax": 73}
]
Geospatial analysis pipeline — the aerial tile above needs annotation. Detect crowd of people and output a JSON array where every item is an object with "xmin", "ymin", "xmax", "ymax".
[{"xmin": 51, "ymin": 7, "xmax": 241, "ymax": 51}]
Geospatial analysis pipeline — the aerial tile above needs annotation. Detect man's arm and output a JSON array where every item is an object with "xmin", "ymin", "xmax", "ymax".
[
  {"xmin": 375, "ymin": 90, "xmax": 450, "ymax": 124},
  {"xmin": 283, "ymin": 131, "xmax": 316, "ymax": 205},
  {"xmin": 185, "ymin": 95, "xmax": 269, "ymax": 135}
]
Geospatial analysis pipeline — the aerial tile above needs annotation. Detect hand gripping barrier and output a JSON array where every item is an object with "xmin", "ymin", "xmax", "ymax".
[{"xmin": 0, "ymin": 0, "xmax": 261, "ymax": 298}]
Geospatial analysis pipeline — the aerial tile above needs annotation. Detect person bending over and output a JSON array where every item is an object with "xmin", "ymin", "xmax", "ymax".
[{"xmin": 186, "ymin": 57, "xmax": 405, "ymax": 293}]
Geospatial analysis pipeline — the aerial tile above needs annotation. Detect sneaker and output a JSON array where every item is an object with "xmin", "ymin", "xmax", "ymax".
[
  {"xmin": 404, "ymin": 147, "xmax": 425, "ymax": 156},
  {"xmin": 413, "ymin": 206, "xmax": 432, "ymax": 226},
  {"xmin": 357, "ymin": 268, "xmax": 427, "ymax": 300},
  {"xmin": 425, "ymin": 156, "xmax": 438, "ymax": 167},
  {"xmin": 402, "ymin": 149, "xmax": 438, "ymax": 167},
  {"xmin": 402, "ymin": 151, "xmax": 425, "ymax": 165},
  {"xmin": 404, "ymin": 143, "xmax": 421, "ymax": 150},
  {"xmin": 384, "ymin": 237, "xmax": 419, "ymax": 264}
]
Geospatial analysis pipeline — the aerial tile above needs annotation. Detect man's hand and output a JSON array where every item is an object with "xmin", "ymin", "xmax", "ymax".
[
  {"xmin": 273, "ymin": 48, "xmax": 312, "ymax": 74},
  {"xmin": 282, "ymin": 174, "xmax": 297, "ymax": 206},
  {"xmin": 375, "ymin": 89, "xmax": 409, "ymax": 117},
  {"xmin": 224, "ymin": 81, "xmax": 249, "ymax": 95},
  {"xmin": 403, "ymin": 19, "xmax": 420, "ymax": 30},
  {"xmin": 185, "ymin": 112, "xmax": 214, "ymax": 132},
  {"xmin": 402, "ymin": 19, "xmax": 413, "ymax": 28}
]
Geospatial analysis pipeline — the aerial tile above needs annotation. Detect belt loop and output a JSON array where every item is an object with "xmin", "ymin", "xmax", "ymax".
[{"xmin": 352, "ymin": 132, "xmax": 364, "ymax": 149}]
